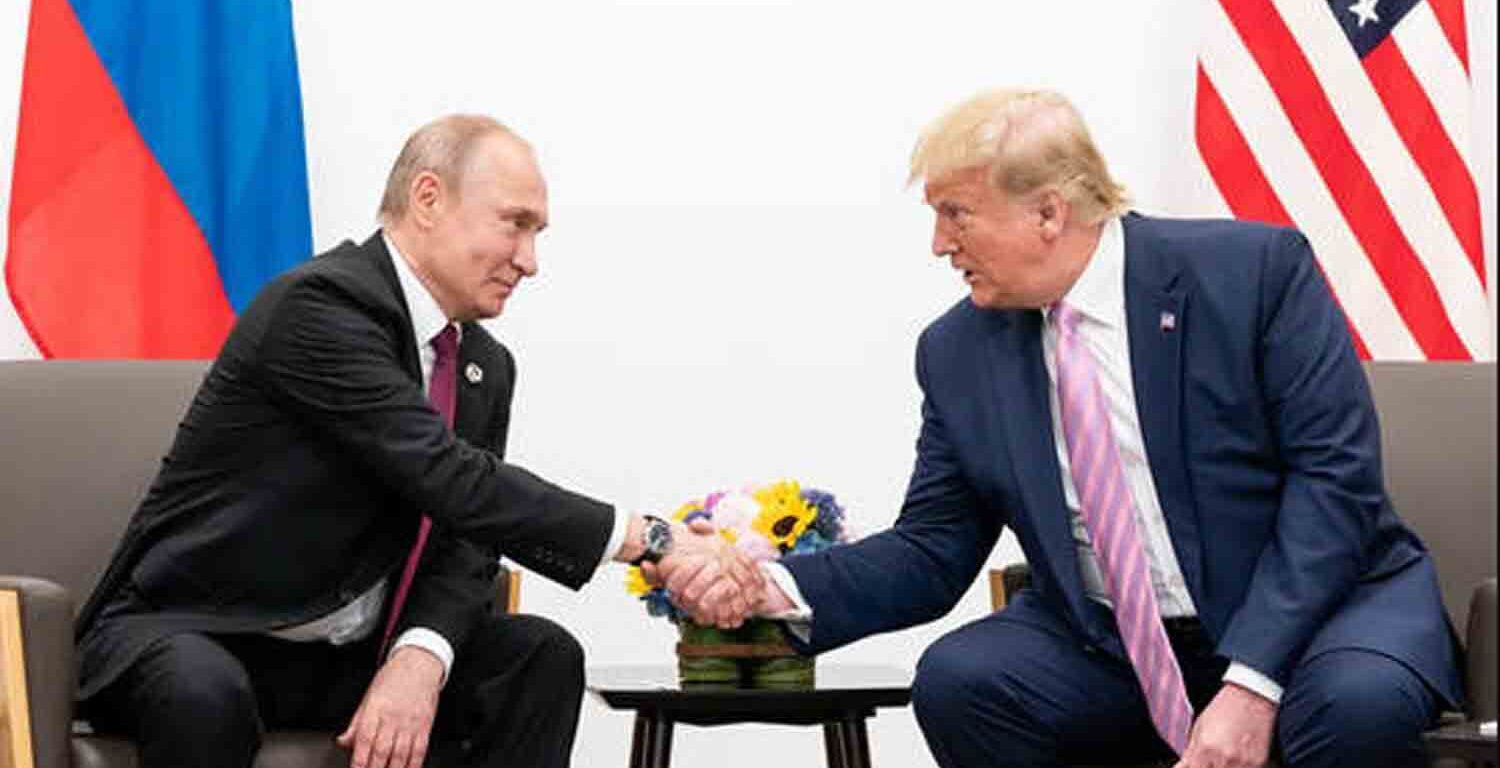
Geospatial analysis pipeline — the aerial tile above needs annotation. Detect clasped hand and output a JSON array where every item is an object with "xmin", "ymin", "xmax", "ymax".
[{"xmin": 641, "ymin": 519, "xmax": 766, "ymax": 628}]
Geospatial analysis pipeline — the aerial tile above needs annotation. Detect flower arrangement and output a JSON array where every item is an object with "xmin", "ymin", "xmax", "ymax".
[{"xmin": 625, "ymin": 480, "xmax": 853, "ymax": 623}]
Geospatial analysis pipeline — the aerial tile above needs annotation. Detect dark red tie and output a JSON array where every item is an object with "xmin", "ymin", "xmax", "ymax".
[{"xmin": 379, "ymin": 324, "xmax": 458, "ymax": 652}]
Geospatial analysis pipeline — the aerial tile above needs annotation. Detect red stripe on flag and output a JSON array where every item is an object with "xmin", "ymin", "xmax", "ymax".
[
  {"xmin": 1194, "ymin": 66, "xmax": 1372, "ymax": 359},
  {"xmin": 1363, "ymin": 36, "xmax": 1484, "ymax": 287},
  {"xmin": 5, "ymin": 0, "xmax": 234, "ymax": 358},
  {"xmin": 1427, "ymin": 0, "xmax": 1470, "ymax": 73},
  {"xmin": 1217, "ymin": 0, "xmax": 1469, "ymax": 360}
]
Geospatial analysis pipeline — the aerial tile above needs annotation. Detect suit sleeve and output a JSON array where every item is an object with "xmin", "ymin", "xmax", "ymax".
[
  {"xmin": 781, "ymin": 329, "xmax": 1004, "ymax": 654},
  {"xmin": 255, "ymin": 274, "xmax": 613, "ymax": 590},
  {"xmin": 1216, "ymin": 229, "xmax": 1387, "ymax": 684}
]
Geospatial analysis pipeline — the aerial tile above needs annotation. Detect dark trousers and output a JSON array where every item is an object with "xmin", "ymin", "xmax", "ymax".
[
  {"xmin": 910, "ymin": 607, "xmax": 1442, "ymax": 768},
  {"xmin": 86, "ymin": 613, "xmax": 586, "ymax": 768}
]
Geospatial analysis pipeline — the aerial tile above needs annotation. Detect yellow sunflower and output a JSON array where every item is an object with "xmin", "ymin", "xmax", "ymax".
[
  {"xmin": 625, "ymin": 566, "xmax": 651, "ymax": 597},
  {"xmin": 750, "ymin": 480, "xmax": 817, "ymax": 549}
]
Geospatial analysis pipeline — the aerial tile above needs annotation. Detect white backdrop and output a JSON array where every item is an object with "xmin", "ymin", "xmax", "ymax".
[{"xmin": 1, "ymin": 1, "xmax": 1495, "ymax": 765}]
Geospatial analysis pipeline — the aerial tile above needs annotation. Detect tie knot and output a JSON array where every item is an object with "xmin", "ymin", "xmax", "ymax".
[
  {"xmin": 431, "ymin": 324, "xmax": 458, "ymax": 361},
  {"xmin": 1050, "ymin": 302, "xmax": 1082, "ymax": 333}
]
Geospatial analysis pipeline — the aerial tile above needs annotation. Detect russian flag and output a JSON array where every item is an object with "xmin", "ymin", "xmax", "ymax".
[{"xmin": 4, "ymin": 0, "xmax": 311, "ymax": 358}]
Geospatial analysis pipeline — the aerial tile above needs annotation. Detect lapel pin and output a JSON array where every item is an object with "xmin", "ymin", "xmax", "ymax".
[
  {"xmin": 465, "ymin": 362, "xmax": 483, "ymax": 384},
  {"xmin": 1160, "ymin": 311, "xmax": 1177, "ymax": 332}
]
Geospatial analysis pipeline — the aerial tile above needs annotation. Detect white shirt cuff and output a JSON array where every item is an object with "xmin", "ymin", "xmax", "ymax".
[
  {"xmin": 1223, "ymin": 661, "xmax": 1283, "ymax": 704},
  {"xmin": 761, "ymin": 563, "xmax": 814, "ymax": 643},
  {"xmin": 390, "ymin": 627, "xmax": 454, "ymax": 687},
  {"xmin": 600, "ymin": 507, "xmax": 633, "ymax": 570}
]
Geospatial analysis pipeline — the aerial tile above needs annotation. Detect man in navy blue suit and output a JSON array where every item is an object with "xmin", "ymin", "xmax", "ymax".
[{"xmin": 663, "ymin": 89, "xmax": 1460, "ymax": 768}]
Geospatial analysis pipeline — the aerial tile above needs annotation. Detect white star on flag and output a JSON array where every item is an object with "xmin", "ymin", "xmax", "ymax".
[{"xmin": 1349, "ymin": 0, "xmax": 1380, "ymax": 27}]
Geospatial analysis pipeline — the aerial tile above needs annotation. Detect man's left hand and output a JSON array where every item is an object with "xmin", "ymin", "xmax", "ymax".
[
  {"xmin": 1173, "ymin": 683, "xmax": 1276, "ymax": 768},
  {"xmin": 337, "ymin": 645, "xmax": 445, "ymax": 768}
]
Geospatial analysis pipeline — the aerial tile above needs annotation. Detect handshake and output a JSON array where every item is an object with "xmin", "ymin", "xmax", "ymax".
[{"xmin": 635, "ymin": 518, "xmax": 794, "ymax": 629}]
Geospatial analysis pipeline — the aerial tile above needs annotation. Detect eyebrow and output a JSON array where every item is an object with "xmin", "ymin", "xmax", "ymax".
[{"xmin": 502, "ymin": 206, "xmax": 548, "ymax": 232}]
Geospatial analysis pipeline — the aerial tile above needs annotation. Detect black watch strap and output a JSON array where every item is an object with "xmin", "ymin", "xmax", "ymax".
[{"xmin": 630, "ymin": 515, "xmax": 673, "ymax": 566}]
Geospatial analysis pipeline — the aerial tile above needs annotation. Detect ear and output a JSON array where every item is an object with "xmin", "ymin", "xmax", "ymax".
[
  {"xmin": 1035, "ymin": 189, "xmax": 1069, "ymax": 242},
  {"xmin": 408, "ymin": 170, "xmax": 445, "ymax": 230}
]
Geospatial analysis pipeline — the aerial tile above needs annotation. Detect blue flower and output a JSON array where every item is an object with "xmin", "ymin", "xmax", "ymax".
[
  {"xmin": 642, "ymin": 589, "xmax": 683, "ymax": 621},
  {"xmin": 802, "ymin": 488, "xmax": 846, "ymax": 541},
  {"xmin": 791, "ymin": 529, "xmax": 834, "ymax": 556}
]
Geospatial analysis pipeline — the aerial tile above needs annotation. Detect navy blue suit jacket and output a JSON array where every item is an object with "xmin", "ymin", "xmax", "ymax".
[{"xmin": 784, "ymin": 213, "xmax": 1460, "ymax": 705}]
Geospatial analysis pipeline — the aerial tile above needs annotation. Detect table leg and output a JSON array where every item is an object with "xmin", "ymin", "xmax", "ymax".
[
  {"xmin": 629, "ymin": 711, "xmax": 675, "ymax": 768},
  {"xmin": 826, "ymin": 713, "xmax": 871, "ymax": 768},
  {"xmin": 823, "ymin": 722, "xmax": 847, "ymax": 768}
]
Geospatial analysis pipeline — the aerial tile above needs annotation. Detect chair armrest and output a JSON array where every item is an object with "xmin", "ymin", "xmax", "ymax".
[
  {"xmin": 1465, "ymin": 577, "xmax": 1497, "ymax": 721},
  {"xmin": 491, "ymin": 564, "xmax": 521, "ymax": 616},
  {"xmin": 0, "ymin": 576, "xmax": 76, "ymax": 768},
  {"xmin": 986, "ymin": 564, "xmax": 1033, "ymax": 611}
]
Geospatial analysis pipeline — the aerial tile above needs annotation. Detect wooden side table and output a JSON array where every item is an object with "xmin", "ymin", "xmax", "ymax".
[{"xmin": 588, "ymin": 664, "xmax": 911, "ymax": 768}]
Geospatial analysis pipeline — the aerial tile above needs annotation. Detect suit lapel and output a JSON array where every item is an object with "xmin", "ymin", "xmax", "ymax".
[
  {"xmin": 984, "ymin": 310, "xmax": 1093, "ymax": 629},
  {"xmin": 1121, "ymin": 216, "xmax": 1204, "ymax": 603}
]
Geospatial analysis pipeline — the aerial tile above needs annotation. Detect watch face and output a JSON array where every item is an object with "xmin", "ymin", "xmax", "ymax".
[{"xmin": 644, "ymin": 518, "xmax": 672, "ymax": 562}]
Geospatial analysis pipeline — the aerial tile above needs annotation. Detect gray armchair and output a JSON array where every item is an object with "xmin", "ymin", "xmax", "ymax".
[
  {"xmin": 987, "ymin": 362, "xmax": 1497, "ymax": 766},
  {"xmin": 0, "ymin": 361, "xmax": 518, "ymax": 768}
]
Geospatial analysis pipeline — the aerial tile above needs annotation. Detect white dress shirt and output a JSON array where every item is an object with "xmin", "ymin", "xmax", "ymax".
[{"xmin": 769, "ymin": 218, "xmax": 1282, "ymax": 704}]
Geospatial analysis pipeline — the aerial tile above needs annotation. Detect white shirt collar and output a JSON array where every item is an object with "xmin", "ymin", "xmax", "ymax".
[
  {"xmin": 1045, "ymin": 216, "xmax": 1125, "ymax": 328},
  {"xmin": 382, "ymin": 231, "xmax": 457, "ymax": 351}
]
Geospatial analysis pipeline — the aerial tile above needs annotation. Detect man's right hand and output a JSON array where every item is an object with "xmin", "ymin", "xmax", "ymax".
[
  {"xmin": 643, "ymin": 519, "xmax": 765, "ymax": 628},
  {"xmin": 337, "ymin": 646, "xmax": 443, "ymax": 768}
]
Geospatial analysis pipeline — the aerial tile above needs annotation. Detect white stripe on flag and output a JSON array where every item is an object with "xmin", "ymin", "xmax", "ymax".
[{"xmin": 1393, "ymin": 1, "xmax": 1474, "ymax": 170}]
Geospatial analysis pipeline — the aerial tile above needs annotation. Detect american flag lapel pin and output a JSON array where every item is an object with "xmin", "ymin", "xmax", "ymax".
[{"xmin": 1160, "ymin": 311, "xmax": 1177, "ymax": 332}]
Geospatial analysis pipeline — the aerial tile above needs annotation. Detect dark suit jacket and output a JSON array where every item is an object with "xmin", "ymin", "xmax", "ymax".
[
  {"xmin": 783, "ymin": 213, "xmax": 1461, "ymax": 706},
  {"xmin": 77, "ymin": 233, "xmax": 614, "ymax": 700}
]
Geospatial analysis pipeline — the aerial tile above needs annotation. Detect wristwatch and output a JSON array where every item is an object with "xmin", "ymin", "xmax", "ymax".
[{"xmin": 630, "ymin": 515, "xmax": 673, "ymax": 566}]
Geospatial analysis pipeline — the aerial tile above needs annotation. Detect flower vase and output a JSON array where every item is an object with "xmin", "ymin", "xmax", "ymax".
[{"xmin": 676, "ymin": 619, "xmax": 815, "ymax": 688}]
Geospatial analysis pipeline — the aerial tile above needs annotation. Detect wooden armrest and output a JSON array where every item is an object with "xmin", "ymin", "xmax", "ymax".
[
  {"xmin": 987, "ymin": 564, "xmax": 1032, "ymax": 612},
  {"xmin": 492, "ymin": 565, "xmax": 522, "ymax": 615},
  {"xmin": 2, "ymin": 589, "xmax": 37, "ymax": 768}
]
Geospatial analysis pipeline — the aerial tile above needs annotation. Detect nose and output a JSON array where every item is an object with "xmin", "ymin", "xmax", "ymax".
[
  {"xmin": 514, "ymin": 234, "xmax": 539, "ymax": 277},
  {"xmin": 932, "ymin": 223, "xmax": 956, "ymax": 259}
]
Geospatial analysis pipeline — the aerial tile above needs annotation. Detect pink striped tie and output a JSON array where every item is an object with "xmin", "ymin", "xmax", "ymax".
[
  {"xmin": 1051, "ymin": 302, "xmax": 1193, "ymax": 755},
  {"xmin": 379, "ymin": 324, "xmax": 459, "ymax": 653}
]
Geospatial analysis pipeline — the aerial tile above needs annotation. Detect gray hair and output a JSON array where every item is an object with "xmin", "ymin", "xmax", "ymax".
[{"xmin": 377, "ymin": 114, "xmax": 524, "ymax": 224}]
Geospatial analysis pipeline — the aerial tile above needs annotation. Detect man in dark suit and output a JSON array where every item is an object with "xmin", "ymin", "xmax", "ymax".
[
  {"xmin": 77, "ymin": 115, "xmax": 759, "ymax": 768},
  {"xmin": 668, "ymin": 90, "xmax": 1460, "ymax": 767}
]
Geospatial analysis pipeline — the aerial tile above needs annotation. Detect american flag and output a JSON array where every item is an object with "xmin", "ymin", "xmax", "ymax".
[{"xmin": 1195, "ymin": 0, "xmax": 1488, "ymax": 360}]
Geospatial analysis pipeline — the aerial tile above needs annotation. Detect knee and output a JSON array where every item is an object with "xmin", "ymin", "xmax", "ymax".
[
  {"xmin": 138, "ymin": 634, "xmax": 258, "ymax": 723},
  {"xmin": 1279, "ymin": 651, "xmax": 1434, "ymax": 766},
  {"xmin": 520, "ymin": 616, "xmax": 585, "ymax": 691},
  {"xmin": 912, "ymin": 633, "xmax": 1001, "ymax": 729}
]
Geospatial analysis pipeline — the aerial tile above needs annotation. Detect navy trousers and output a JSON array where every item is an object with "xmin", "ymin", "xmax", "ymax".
[{"xmin": 911, "ymin": 602, "xmax": 1441, "ymax": 768}]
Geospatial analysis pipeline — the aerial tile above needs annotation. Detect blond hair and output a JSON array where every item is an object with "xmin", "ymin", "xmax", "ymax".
[
  {"xmin": 377, "ymin": 114, "xmax": 524, "ymax": 224},
  {"xmin": 909, "ymin": 89, "xmax": 1128, "ymax": 224}
]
